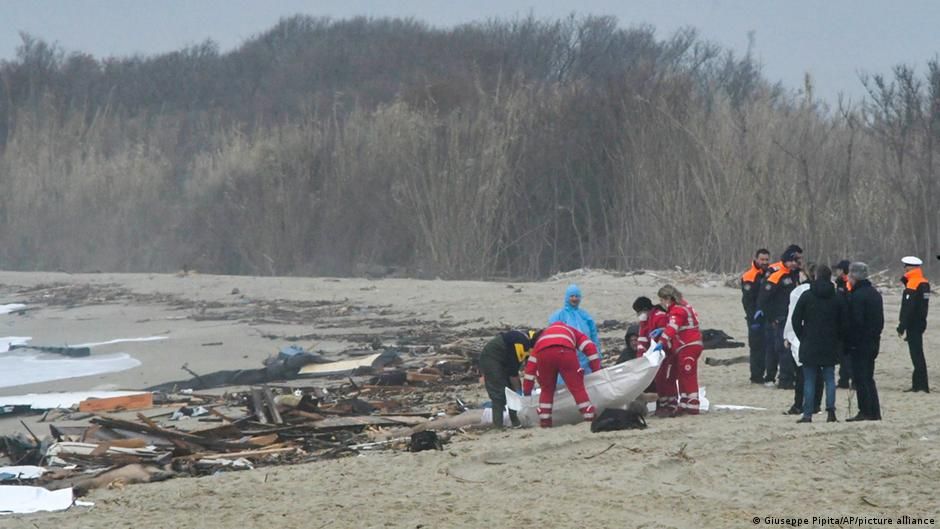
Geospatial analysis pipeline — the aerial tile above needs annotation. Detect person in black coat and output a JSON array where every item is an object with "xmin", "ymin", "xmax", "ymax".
[
  {"xmin": 845, "ymin": 262, "xmax": 884, "ymax": 421},
  {"xmin": 791, "ymin": 265, "xmax": 848, "ymax": 423}
]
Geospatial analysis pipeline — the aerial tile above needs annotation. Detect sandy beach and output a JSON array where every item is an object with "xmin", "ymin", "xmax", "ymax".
[{"xmin": 1, "ymin": 269, "xmax": 937, "ymax": 528}]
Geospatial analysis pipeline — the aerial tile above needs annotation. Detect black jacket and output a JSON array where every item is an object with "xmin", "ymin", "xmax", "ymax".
[
  {"xmin": 846, "ymin": 279, "xmax": 884, "ymax": 355},
  {"xmin": 792, "ymin": 279, "xmax": 848, "ymax": 366},
  {"xmin": 757, "ymin": 264, "xmax": 799, "ymax": 323},
  {"xmin": 741, "ymin": 262, "xmax": 765, "ymax": 323},
  {"xmin": 898, "ymin": 271, "xmax": 930, "ymax": 335},
  {"xmin": 480, "ymin": 331, "xmax": 533, "ymax": 373}
]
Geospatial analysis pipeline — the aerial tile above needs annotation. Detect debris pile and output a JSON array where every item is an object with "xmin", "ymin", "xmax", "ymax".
[{"xmin": 0, "ymin": 344, "xmax": 491, "ymax": 503}]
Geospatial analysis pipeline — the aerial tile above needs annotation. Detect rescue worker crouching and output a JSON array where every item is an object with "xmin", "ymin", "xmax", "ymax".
[
  {"xmin": 521, "ymin": 321, "xmax": 601, "ymax": 428},
  {"xmin": 633, "ymin": 296, "xmax": 674, "ymax": 415},
  {"xmin": 479, "ymin": 329, "xmax": 538, "ymax": 428}
]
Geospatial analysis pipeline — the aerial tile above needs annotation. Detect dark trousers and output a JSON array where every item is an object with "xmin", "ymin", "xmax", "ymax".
[
  {"xmin": 479, "ymin": 355, "xmax": 519, "ymax": 427},
  {"xmin": 850, "ymin": 346, "xmax": 881, "ymax": 419},
  {"xmin": 907, "ymin": 332, "xmax": 930, "ymax": 391},
  {"xmin": 838, "ymin": 350, "xmax": 852, "ymax": 386},
  {"xmin": 765, "ymin": 321, "xmax": 795, "ymax": 386},
  {"xmin": 763, "ymin": 324, "xmax": 778, "ymax": 383},
  {"xmin": 793, "ymin": 364, "xmax": 823, "ymax": 411},
  {"xmin": 748, "ymin": 324, "xmax": 766, "ymax": 383}
]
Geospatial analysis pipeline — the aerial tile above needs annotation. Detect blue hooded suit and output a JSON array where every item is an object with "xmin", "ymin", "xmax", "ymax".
[{"xmin": 548, "ymin": 284, "xmax": 602, "ymax": 373}]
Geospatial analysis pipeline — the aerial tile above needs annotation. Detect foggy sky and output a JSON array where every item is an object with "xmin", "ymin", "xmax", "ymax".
[{"xmin": 2, "ymin": 0, "xmax": 938, "ymax": 104}]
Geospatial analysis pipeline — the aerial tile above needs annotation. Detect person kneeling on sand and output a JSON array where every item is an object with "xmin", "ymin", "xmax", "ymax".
[
  {"xmin": 522, "ymin": 321, "xmax": 601, "ymax": 427},
  {"xmin": 791, "ymin": 265, "xmax": 848, "ymax": 423},
  {"xmin": 479, "ymin": 329, "xmax": 538, "ymax": 428}
]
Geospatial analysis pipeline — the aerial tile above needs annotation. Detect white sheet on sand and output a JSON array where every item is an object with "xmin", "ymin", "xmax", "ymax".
[
  {"xmin": 0, "ymin": 391, "xmax": 147, "ymax": 410},
  {"xmin": 0, "ymin": 485, "xmax": 73, "ymax": 515},
  {"xmin": 0, "ymin": 466, "xmax": 46, "ymax": 480},
  {"xmin": 506, "ymin": 348, "xmax": 665, "ymax": 427},
  {"xmin": 0, "ymin": 304, "xmax": 27, "ymax": 315}
]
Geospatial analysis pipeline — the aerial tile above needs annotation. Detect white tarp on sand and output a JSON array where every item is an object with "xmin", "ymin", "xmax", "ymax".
[
  {"xmin": 506, "ymin": 348, "xmax": 665, "ymax": 427},
  {"xmin": 0, "ymin": 485, "xmax": 73, "ymax": 515}
]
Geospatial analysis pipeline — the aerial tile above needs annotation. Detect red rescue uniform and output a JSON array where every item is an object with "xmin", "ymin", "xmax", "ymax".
[
  {"xmin": 658, "ymin": 300, "xmax": 704, "ymax": 415},
  {"xmin": 522, "ymin": 322, "xmax": 601, "ymax": 427}
]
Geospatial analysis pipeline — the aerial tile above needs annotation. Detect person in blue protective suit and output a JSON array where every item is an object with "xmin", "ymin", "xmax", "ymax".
[{"xmin": 548, "ymin": 284, "xmax": 602, "ymax": 373}]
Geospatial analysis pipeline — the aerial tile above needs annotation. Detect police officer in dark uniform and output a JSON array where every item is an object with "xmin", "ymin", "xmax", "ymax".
[
  {"xmin": 898, "ymin": 256, "xmax": 931, "ymax": 393},
  {"xmin": 478, "ymin": 330, "xmax": 537, "ymax": 427},
  {"xmin": 755, "ymin": 247, "xmax": 802, "ymax": 389},
  {"xmin": 742, "ymin": 248, "xmax": 771, "ymax": 383}
]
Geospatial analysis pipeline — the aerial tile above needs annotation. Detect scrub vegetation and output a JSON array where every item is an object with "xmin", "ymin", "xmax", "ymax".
[{"xmin": 0, "ymin": 15, "xmax": 937, "ymax": 277}]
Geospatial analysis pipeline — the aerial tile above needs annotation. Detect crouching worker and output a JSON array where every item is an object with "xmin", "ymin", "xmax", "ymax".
[
  {"xmin": 479, "ymin": 330, "xmax": 538, "ymax": 428},
  {"xmin": 522, "ymin": 322, "xmax": 602, "ymax": 427},
  {"xmin": 656, "ymin": 285, "xmax": 704, "ymax": 416}
]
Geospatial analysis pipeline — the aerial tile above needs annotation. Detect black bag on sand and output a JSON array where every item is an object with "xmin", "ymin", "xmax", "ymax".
[
  {"xmin": 410, "ymin": 431, "xmax": 443, "ymax": 452},
  {"xmin": 591, "ymin": 408, "xmax": 647, "ymax": 433}
]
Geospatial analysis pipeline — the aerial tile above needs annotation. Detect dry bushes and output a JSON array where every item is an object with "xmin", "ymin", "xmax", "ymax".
[{"xmin": 0, "ymin": 17, "xmax": 936, "ymax": 278}]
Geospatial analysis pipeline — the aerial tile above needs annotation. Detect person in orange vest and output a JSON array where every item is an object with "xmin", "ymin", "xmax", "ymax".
[
  {"xmin": 898, "ymin": 256, "xmax": 931, "ymax": 393},
  {"xmin": 654, "ymin": 285, "xmax": 704, "ymax": 415},
  {"xmin": 834, "ymin": 259, "xmax": 854, "ymax": 389},
  {"xmin": 756, "ymin": 246, "xmax": 803, "ymax": 389},
  {"xmin": 742, "ymin": 248, "xmax": 771, "ymax": 384}
]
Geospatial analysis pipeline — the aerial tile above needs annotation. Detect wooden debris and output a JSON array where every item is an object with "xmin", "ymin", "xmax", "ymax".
[{"xmin": 78, "ymin": 393, "xmax": 154, "ymax": 413}]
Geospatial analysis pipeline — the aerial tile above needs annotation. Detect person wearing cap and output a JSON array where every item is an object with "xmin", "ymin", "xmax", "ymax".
[
  {"xmin": 834, "ymin": 260, "xmax": 854, "ymax": 389},
  {"xmin": 756, "ymin": 247, "xmax": 803, "ymax": 389},
  {"xmin": 898, "ymin": 256, "xmax": 931, "ymax": 393},
  {"xmin": 846, "ymin": 262, "xmax": 883, "ymax": 421},
  {"xmin": 742, "ymin": 248, "xmax": 771, "ymax": 384},
  {"xmin": 479, "ymin": 329, "xmax": 538, "ymax": 427},
  {"xmin": 548, "ymin": 284, "xmax": 602, "ymax": 374}
]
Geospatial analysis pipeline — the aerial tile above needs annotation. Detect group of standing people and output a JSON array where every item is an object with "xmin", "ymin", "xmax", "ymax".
[
  {"xmin": 479, "ymin": 282, "xmax": 704, "ymax": 428},
  {"xmin": 741, "ymin": 247, "xmax": 931, "ymax": 423}
]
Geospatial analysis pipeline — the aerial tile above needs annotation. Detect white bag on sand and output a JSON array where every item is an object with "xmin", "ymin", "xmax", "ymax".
[{"xmin": 506, "ymin": 348, "xmax": 664, "ymax": 427}]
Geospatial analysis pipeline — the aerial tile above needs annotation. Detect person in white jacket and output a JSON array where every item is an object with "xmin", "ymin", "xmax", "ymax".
[{"xmin": 783, "ymin": 264, "xmax": 822, "ymax": 415}]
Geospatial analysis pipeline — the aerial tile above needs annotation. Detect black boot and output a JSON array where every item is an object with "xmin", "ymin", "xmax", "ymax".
[
  {"xmin": 827, "ymin": 409, "xmax": 837, "ymax": 423},
  {"xmin": 508, "ymin": 409, "xmax": 521, "ymax": 427},
  {"xmin": 796, "ymin": 416, "xmax": 811, "ymax": 423},
  {"xmin": 491, "ymin": 404, "xmax": 505, "ymax": 428}
]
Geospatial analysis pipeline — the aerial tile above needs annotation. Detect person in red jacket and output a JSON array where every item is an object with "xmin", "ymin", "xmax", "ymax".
[
  {"xmin": 522, "ymin": 321, "xmax": 601, "ymax": 427},
  {"xmin": 633, "ymin": 296, "xmax": 674, "ymax": 415},
  {"xmin": 655, "ymin": 285, "xmax": 704, "ymax": 416},
  {"xmin": 633, "ymin": 296, "xmax": 670, "ymax": 357}
]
